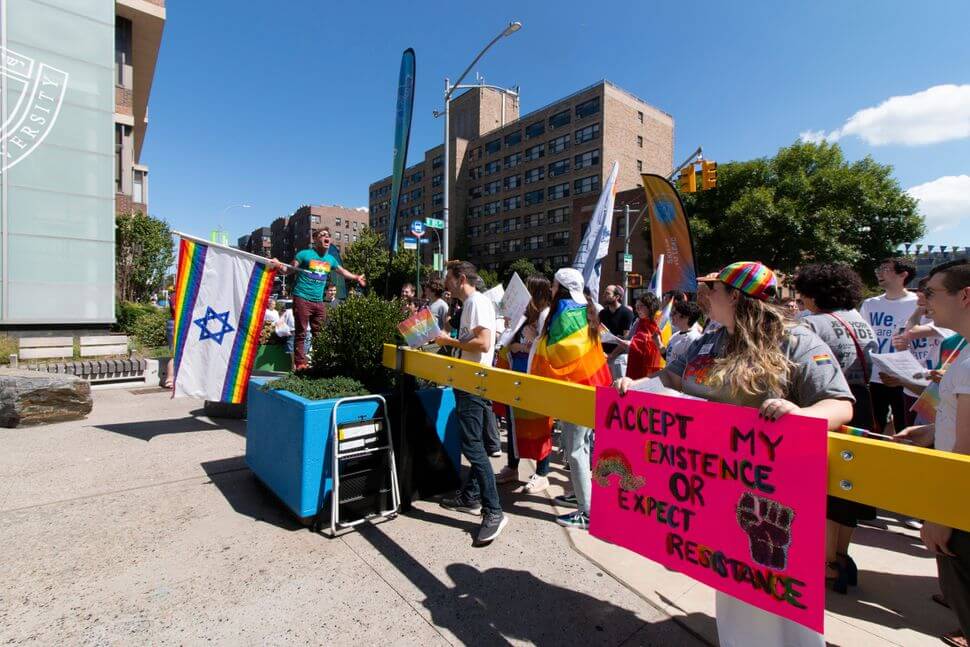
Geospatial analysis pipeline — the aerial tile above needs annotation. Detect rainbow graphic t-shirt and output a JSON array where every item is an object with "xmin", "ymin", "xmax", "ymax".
[{"xmin": 292, "ymin": 249, "xmax": 340, "ymax": 302}]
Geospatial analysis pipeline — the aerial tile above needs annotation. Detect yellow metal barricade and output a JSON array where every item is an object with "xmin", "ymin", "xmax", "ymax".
[{"xmin": 384, "ymin": 344, "xmax": 970, "ymax": 532}]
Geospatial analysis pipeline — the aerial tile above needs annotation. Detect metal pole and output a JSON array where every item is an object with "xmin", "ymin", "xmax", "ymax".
[
  {"xmin": 442, "ymin": 78, "xmax": 450, "ymax": 271},
  {"xmin": 416, "ymin": 243, "xmax": 421, "ymax": 299},
  {"xmin": 623, "ymin": 204, "xmax": 630, "ymax": 307}
]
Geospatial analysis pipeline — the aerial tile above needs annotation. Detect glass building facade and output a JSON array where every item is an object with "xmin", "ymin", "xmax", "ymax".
[{"xmin": 1, "ymin": 0, "xmax": 115, "ymax": 324}]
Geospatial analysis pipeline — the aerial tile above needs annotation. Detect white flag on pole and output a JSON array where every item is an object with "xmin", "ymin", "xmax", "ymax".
[{"xmin": 572, "ymin": 160, "xmax": 619, "ymax": 302}]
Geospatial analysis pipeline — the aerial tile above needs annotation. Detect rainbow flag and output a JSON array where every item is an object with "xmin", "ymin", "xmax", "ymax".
[
  {"xmin": 397, "ymin": 307, "xmax": 440, "ymax": 347},
  {"xmin": 495, "ymin": 344, "xmax": 554, "ymax": 460},
  {"xmin": 531, "ymin": 299, "xmax": 613, "ymax": 388},
  {"xmin": 172, "ymin": 236, "xmax": 276, "ymax": 403},
  {"xmin": 910, "ymin": 335, "xmax": 966, "ymax": 423}
]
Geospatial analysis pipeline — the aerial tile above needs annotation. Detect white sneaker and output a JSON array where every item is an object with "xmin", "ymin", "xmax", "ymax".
[
  {"xmin": 522, "ymin": 473, "xmax": 549, "ymax": 493},
  {"xmin": 494, "ymin": 466, "xmax": 520, "ymax": 484}
]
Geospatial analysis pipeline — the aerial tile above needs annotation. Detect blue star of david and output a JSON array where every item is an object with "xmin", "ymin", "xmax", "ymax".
[{"xmin": 193, "ymin": 306, "xmax": 235, "ymax": 345}]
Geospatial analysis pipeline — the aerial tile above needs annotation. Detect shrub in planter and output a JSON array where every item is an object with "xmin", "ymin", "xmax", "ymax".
[
  {"xmin": 261, "ymin": 375, "xmax": 368, "ymax": 400},
  {"xmin": 130, "ymin": 307, "xmax": 169, "ymax": 348},
  {"xmin": 114, "ymin": 300, "xmax": 157, "ymax": 334},
  {"xmin": 309, "ymin": 292, "xmax": 404, "ymax": 392}
]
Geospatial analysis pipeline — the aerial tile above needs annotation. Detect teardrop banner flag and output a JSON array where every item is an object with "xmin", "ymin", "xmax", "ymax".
[{"xmin": 642, "ymin": 173, "xmax": 698, "ymax": 294}]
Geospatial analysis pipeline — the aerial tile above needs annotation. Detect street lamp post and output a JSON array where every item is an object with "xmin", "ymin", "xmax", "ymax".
[
  {"xmin": 219, "ymin": 203, "xmax": 252, "ymax": 241},
  {"xmin": 439, "ymin": 21, "xmax": 521, "ymax": 270}
]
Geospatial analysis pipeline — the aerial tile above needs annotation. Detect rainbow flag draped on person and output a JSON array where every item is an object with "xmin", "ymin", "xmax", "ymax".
[
  {"xmin": 531, "ymin": 299, "xmax": 613, "ymax": 387},
  {"xmin": 494, "ymin": 344, "xmax": 555, "ymax": 460},
  {"xmin": 171, "ymin": 234, "xmax": 276, "ymax": 403}
]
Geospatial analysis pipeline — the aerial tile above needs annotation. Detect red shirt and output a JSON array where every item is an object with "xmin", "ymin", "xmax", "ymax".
[{"xmin": 626, "ymin": 317, "xmax": 662, "ymax": 379}]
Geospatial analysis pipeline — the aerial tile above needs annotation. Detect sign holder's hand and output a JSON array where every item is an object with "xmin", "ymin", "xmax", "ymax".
[{"xmin": 759, "ymin": 398, "xmax": 799, "ymax": 421}]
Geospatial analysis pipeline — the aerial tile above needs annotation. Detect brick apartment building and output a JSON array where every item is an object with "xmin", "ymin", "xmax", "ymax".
[
  {"xmin": 368, "ymin": 80, "xmax": 674, "ymax": 273},
  {"xmin": 240, "ymin": 205, "xmax": 369, "ymax": 262},
  {"xmin": 115, "ymin": 0, "xmax": 165, "ymax": 216}
]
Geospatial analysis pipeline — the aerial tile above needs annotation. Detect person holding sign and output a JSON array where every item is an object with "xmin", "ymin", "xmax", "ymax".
[
  {"xmin": 794, "ymin": 263, "xmax": 879, "ymax": 593},
  {"xmin": 895, "ymin": 259, "xmax": 970, "ymax": 647},
  {"xmin": 615, "ymin": 261, "xmax": 853, "ymax": 647}
]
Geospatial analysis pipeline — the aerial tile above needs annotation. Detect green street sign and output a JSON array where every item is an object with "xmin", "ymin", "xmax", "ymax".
[{"xmin": 425, "ymin": 217, "xmax": 444, "ymax": 229}]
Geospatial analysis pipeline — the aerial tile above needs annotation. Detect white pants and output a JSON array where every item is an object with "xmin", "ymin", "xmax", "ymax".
[
  {"xmin": 609, "ymin": 353, "xmax": 628, "ymax": 380},
  {"xmin": 715, "ymin": 592, "xmax": 823, "ymax": 647}
]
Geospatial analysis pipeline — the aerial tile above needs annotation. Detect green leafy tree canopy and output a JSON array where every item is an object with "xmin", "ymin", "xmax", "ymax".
[
  {"xmin": 116, "ymin": 212, "xmax": 175, "ymax": 302},
  {"xmin": 679, "ymin": 140, "xmax": 925, "ymax": 280}
]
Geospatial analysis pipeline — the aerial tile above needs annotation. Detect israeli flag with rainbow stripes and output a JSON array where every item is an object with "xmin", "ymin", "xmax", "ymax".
[{"xmin": 171, "ymin": 235, "xmax": 276, "ymax": 403}]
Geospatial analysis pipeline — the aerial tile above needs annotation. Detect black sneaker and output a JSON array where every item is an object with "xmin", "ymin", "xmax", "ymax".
[
  {"xmin": 440, "ymin": 492, "xmax": 483, "ymax": 515},
  {"xmin": 477, "ymin": 511, "xmax": 508, "ymax": 543},
  {"xmin": 554, "ymin": 493, "xmax": 578, "ymax": 508}
]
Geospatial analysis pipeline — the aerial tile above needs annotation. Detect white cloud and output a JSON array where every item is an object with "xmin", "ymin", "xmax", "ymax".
[
  {"xmin": 800, "ymin": 84, "xmax": 970, "ymax": 146},
  {"xmin": 355, "ymin": 206, "xmax": 368, "ymax": 212},
  {"xmin": 907, "ymin": 175, "xmax": 970, "ymax": 237}
]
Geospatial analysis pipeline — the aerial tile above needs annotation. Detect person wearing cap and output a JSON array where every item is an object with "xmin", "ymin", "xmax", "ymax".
[
  {"xmin": 616, "ymin": 261, "xmax": 854, "ymax": 647},
  {"xmin": 695, "ymin": 271, "xmax": 722, "ymax": 334},
  {"xmin": 531, "ymin": 268, "xmax": 613, "ymax": 530}
]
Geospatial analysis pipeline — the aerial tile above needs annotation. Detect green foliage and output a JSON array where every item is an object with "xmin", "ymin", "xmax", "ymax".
[
  {"xmin": 261, "ymin": 375, "xmax": 369, "ymax": 400},
  {"xmin": 679, "ymin": 140, "xmax": 925, "ymax": 281},
  {"xmin": 0, "ymin": 335, "xmax": 17, "ymax": 364},
  {"xmin": 502, "ymin": 258, "xmax": 540, "ymax": 284},
  {"xmin": 130, "ymin": 307, "xmax": 169, "ymax": 348},
  {"xmin": 342, "ymin": 228, "xmax": 433, "ymax": 298},
  {"xmin": 115, "ymin": 300, "xmax": 158, "ymax": 333},
  {"xmin": 116, "ymin": 212, "xmax": 175, "ymax": 302},
  {"xmin": 309, "ymin": 292, "xmax": 405, "ymax": 392},
  {"xmin": 478, "ymin": 268, "xmax": 499, "ymax": 289}
]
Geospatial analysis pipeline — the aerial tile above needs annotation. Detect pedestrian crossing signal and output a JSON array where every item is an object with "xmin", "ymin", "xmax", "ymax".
[{"xmin": 627, "ymin": 273, "xmax": 643, "ymax": 288}]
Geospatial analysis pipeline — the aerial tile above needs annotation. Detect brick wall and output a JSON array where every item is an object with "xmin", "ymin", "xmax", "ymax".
[{"xmin": 115, "ymin": 86, "xmax": 133, "ymax": 116}]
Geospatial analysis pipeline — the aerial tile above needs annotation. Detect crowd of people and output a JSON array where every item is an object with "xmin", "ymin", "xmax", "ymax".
[{"xmin": 262, "ymin": 227, "xmax": 968, "ymax": 646}]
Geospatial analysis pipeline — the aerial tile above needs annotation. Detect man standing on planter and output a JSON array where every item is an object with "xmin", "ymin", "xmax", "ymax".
[
  {"xmin": 272, "ymin": 228, "xmax": 365, "ymax": 371},
  {"xmin": 435, "ymin": 260, "xmax": 508, "ymax": 545}
]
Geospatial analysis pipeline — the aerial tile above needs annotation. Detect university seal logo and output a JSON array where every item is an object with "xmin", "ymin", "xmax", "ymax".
[{"xmin": 1, "ymin": 47, "xmax": 69, "ymax": 173}]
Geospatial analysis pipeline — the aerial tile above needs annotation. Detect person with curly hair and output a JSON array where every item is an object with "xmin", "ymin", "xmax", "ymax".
[{"xmin": 794, "ymin": 263, "xmax": 880, "ymax": 593}]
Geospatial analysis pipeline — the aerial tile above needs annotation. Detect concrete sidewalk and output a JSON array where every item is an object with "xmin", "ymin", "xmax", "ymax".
[{"xmin": 0, "ymin": 388, "xmax": 701, "ymax": 646}]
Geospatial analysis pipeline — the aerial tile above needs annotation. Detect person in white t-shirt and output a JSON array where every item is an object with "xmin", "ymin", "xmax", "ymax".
[
  {"xmin": 264, "ymin": 299, "xmax": 280, "ymax": 325},
  {"xmin": 896, "ymin": 259, "xmax": 970, "ymax": 646},
  {"xmin": 861, "ymin": 257, "xmax": 918, "ymax": 432},
  {"xmin": 892, "ymin": 277, "xmax": 955, "ymax": 371},
  {"xmin": 434, "ymin": 260, "xmax": 507, "ymax": 545},
  {"xmin": 665, "ymin": 300, "xmax": 703, "ymax": 364}
]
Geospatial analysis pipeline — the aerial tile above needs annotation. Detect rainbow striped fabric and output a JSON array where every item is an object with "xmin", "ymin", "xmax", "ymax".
[
  {"xmin": 531, "ymin": 299, "xmax": 613, "ymax": 388},
  {"xmin": 172, "ymin": 237, "xmax": 276, "ymax": 403}
]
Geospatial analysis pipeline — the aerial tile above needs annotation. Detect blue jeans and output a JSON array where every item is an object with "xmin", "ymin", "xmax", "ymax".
[
  {"xmin": 455, "ymin": 390, "xmax": 502, "ymax": 514},
  {"xmin": 562, "ymin": 421, "xmax": 593, "ymax": 514}
]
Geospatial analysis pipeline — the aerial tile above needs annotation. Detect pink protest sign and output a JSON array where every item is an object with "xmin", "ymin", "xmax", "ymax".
[{"xmin": 590, "ymin": 387, "xmax": 827, "ymax": 633}]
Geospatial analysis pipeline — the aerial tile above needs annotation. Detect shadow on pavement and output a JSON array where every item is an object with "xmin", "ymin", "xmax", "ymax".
[
  {"xmin": 356, "ymin": 521, "xmax": 705, "ymax": 646},
  {"xmin": 200, "ymin": 457, "xmax": 305, "ymax": 532},
  {"xmin": 93, "ymin": 410, "xmax": 244, "ymax": 441}
]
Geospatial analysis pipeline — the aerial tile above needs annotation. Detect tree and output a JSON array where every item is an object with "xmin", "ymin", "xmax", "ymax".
[
  {"xmin": 502, "ymin": 258, "xmax": 539, "ymax": 284},
  {"xmin": 478, "ymin": 268, "xmax": 499, "ymax": 289},
  {"xmin": 678, "ymin": 141, "xmax": 925, "ymax": 280},
  {"xmin": 342, "ymin": 228, "xmax": 432, "ymax": 298},
  {"xmin": 116, "ymin": 212, "xmax": 175, "ymax": 302}
]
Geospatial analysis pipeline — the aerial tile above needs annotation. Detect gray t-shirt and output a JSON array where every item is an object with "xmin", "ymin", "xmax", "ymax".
[
  {"xmin": 800, "ymin": 310, "xmax": 877, "ymax": 386},
  {"xmin": 665, "ymin": 324, "xmax": 854, "ymax": 408},
  {"xmin": 429, "ymin": 298, "xmax": 449, "ymax": 331}
]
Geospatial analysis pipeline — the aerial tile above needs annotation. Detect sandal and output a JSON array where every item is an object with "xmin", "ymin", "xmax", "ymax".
[
  {"xmin": 933, "ymin": 593, "xmax": 951, "ymax": 609},
  {"xmin": 837, "ymin": 553, "xmax": 858, "ymax": 587},
  {"xmin": 941, "ymin": 629, "xmax": 966, "ymax": 647},
  {"xmin": 826, "ymin": 561, "xmax": 848, "ymax": 595}
]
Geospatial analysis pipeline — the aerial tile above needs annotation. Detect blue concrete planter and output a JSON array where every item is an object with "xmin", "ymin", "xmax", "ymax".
[{"xmin": 245, "ymin": 377, "xmax": 461, "ymax": 521}]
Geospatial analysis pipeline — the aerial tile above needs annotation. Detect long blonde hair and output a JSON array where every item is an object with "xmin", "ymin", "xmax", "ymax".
[{"xmin": 707, "ymin": 287, "xmax": 793, "ymax": 398}]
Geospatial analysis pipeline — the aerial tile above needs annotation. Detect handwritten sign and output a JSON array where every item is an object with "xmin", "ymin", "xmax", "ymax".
[
  {"xmin": 590, "ymin": 387, "xmax": 827, "ymax": 632},
  {"xmin": 397, "ymin": 308, "xmax": 440, "ymax": 348}
]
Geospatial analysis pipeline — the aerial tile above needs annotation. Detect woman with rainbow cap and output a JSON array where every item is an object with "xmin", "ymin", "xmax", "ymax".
[{"xmin": 616, "ymin": 261, "xmax": 855, "ymax": 647}]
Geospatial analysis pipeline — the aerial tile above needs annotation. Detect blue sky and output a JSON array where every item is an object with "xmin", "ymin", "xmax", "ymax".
[{"xmin": 146, "ymin": 0, "xmax": 970, "ymax": 249}]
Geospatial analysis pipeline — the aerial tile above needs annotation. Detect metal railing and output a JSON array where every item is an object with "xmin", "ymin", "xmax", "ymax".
[{"xmin": 383, "ymin": 343, "xmax": 970, "ymax": 532}]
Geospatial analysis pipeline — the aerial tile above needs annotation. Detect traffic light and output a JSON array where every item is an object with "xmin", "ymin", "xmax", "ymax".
[
  {"xmin": 678, "ymin": 166, "xmax": 696, "ymax": 193},
  {"xmin": 627, "ymin": 273, "xmax": 643, "ymax": 289},
  {"xmin": 702, "ymin": 160, "xmax": 718, "ymax": 190}
]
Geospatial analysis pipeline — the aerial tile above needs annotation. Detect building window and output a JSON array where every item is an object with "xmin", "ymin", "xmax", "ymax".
[
  {"xmin": 483, "ymin": 180, "xmax": 501, "ymax": 196},
  {"xmin": 469, "ymin": 166, "xmax": 483, "ymax": 180},
  {"xmin": 547, "ymin": 206, "xmax": 570, "ymax": 224},
  {"xmin": 485, "ymin": 160, "xmax": 501, "ymax": 175},
  {"xmin": 432, "ymin": 173, "xmax": 443, "ymax": 187},
  {"xmin": 504, "ymin": 195, "xmax": 522, "ymax": 211},
  {"xmin": 114, "ymin": 124, "xmax": 126, "ymax": 193},
  {"xmin": 524, "ymin": 143, "xmax": 545, "ymax": 162},
  {"xmin": 485, "ymin": 138, "xmax": 501, "ymax": 155},
  {"xmin": 524, "ymin": 167, "xmax": 545, "ymax": 184},
  {"xmin": 432, "ymin": 154, "xmax": 444, "ymax": 168},
  {"xmin": 574, "ymin": 175, "xmax": 599, "ymax": 195},
  {"xmin": 484, "ymin": 201, "xmax": 501, "ymax": 216},
  {"xmin": 115, "ymin": 17, "xmax": 132, "ymax": 86},
  {"xmin": 525, "ymin": 121, "xmax": 545, "ymax": 139},
  {"xmin": 468, "ymin": 147, "xmax": 482, "ymax": 161},
  {"xmin": 504, "ymin": 131, "xmax": 522, "ymax": 147},
  {"xmin": 549, "ymin": 134, "xmax": 570, "ymax": 154},
  {"xmin": 132, "ymin": 169, "xmax": 146, "ymax": 204},
  {"xmin": 575, "ymin": 123, "xmax": 601, "ymax": 144},
  {"xmin": 524, "ymin": 189, "xmax": 544, "ymax": 206},
  {"xmin": 411, "ymin": 171, "xmax": 424, "ymax": 182},
  {"xmin": 574, "ymin": 149, "xmax": 600, "ymax": 170},
  {"xmin": 637, "ymin": 110, "xmax": 644, "ymax": 123},
  {"xmin": 547, "ymin": 183, "xmax": 569, "ymax": 200},
  {"xmin": 469, "ymin": 225, "xmax": 481, "ymax": 237},
  {"xmin": 504, "ymin": 216, "xmax": 522, "ymax": 232},
  {"xmin": 432, "ymin": 192, "xmax": 443, "ymax": 207},
  {"xmin": 636, "ymin": 135, "xmax": 643, "ymax": 148},
  {"xmin": 575, "ymin": 97, "xmax": 600, "ymax": 119},
  {"xmin": 548, "ymin": 230, "xmax": 570, "ymax": 247},
  {"xmin": 469, "ymin": 186, "xmax": 482, "ymax": 199},
  {"xmin": 509, "ymin": 238, "xmax": 523, "ymax": 252},
  {"xmin": 311, "ymin": 215, "xmax": 321, "ymax": 224},
  {"xmin": 469, "ymin": 205, "xmax": 483, "ymax": 219},
  {"xmin": 504, "ymin": 175, "xmax": 522, "ymax": 190},
  {"xmin": 525, "ymin": 235, "xmax": 543, "ymax": 250},
  {"xmin": 504, "ymin": 152, "xmax": 523, "ymax": 169},
  {"xmin": 410, "ymin": 188, "xmax": 422, "ymax": 200},
  {"xmin": 524, "ymin": 212, "xmax": 543, "ymax": 229},
  {"xmin": 637, "ymin": 160, "xmax": 643, "ymax": 172},
  {"xmin": 548, "ymin": 159, "xmax": 570, "ymax": 177},
  {"xmin": 336, "ymin": 217, "xmax": 342, "ymax": 226},
  {"xmin": 549, "ymin": 109, "xmax": 571, "ymax": 129}
]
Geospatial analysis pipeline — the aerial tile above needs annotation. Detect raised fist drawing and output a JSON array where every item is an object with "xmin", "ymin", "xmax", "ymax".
[{"xmin": 737, "ymin": 492, "xmax": 795, "ymax": 571}]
